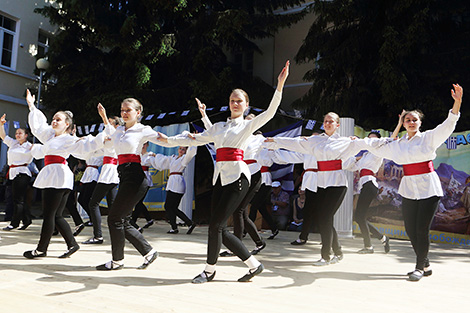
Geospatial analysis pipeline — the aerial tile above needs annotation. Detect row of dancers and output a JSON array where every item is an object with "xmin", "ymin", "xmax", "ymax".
[{"xmin": 0, "ymin": 59, "xmax": 463, "ymax": 283}]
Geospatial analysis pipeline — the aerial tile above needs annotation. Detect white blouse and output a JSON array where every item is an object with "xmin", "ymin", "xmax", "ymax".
[
  {"xmin": 3, "ymin": 136, "xmax": 33, "ymax": 179},
  {"xmin": 256, "ymin": 148, "xmax": 275, "ymax": 186},
  {"xmin": 80, "ymin": 149, "xmax": 104, "ymax": 183},
  {"xmin": 104, "ymin": 123, "xmax": 164, "ymax": 156},
  {"xmin": 272, "ymin": 150, "xmax": 318, "ymax": 192},
  {"xmin": 28, "ymin": 106, "xmax": 105, "ymax": 189},
  {"xmin": 263, "ymin": 132, "xmax": 364, "ymax": 188},
  {"xmin": 343, "ymin": 152, "xmax": 383, "ymax": 190},
  {"xmin": 167, "ymin": 90, "xmax": 282, "ymax": 186},
  {"xmin": 97, "ymin": 139, "xmax": 119, "ymax": 184},
  {"xmin": 141, "ymin": 152, "xmax": 154, "ymax": 187},
  {"xmin": 146, "ymin": 146, "xmax": 197, "ymax": 194},
  {"xmin": 358, "ymin": 110, "xmax": 460, "ymax": 199}
]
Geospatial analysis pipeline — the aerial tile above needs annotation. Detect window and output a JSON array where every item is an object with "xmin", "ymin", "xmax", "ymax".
[
  {"xmin": 0, "ymin": 14, "xmax": 17, "ymax": 68},
  {"xmin": 38, "ymin": 31, "xmax": 51, "ymax": 58}
]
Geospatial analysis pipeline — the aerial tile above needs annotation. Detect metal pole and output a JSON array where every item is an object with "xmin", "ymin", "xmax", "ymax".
[{"xmin": 37, "ymin": 70, "xmax": 44, "ymax": 108}]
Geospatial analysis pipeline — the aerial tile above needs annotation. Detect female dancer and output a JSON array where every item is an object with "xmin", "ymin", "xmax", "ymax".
[
  {"xmin": 96, "ymin": 98, "xmax": 162, "ymax": 270},
  {"xmin": 264, "ymin": 112, "xmax": 369, "ymax": 266},
  {"xmin": 344, "ymin": 132, "xmax": 389, "ymax": 254},
  {"xmin": 83, "ymin": 116, "xmax": 123, "ymax": 244},
  {"xmin": 360, "ymin": 84, "xmax": 463, "ymax": 281},
  {"xmin": 23, "ymin": 90, "xmax": 105, "ymax": 259},
  {"xmin": 197, "ymin": 107, "xmax": 266, "ymax": 254},
  {"xmin": 157, "ymin": 61, "xmax": 290, "ymax": 283},
  {"xmin": 0, "ymin": 115, "xmax": 33, "ymax": 231},
  {"xmin": 130, "ymin": 142, "xmax": 155, "ymax": 232},
  {"xmin": 147, "ymin": 145, "xmax": 197, "ymax": 234},
  {"xmin": 74, "ymin": 148, "xmax": 103, "ymax": 237}
]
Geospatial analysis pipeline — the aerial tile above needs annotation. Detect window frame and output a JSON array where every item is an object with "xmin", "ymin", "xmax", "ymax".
[{"xmin": 0, "ymin": 12, "xmax": 19, "ymax": 71}]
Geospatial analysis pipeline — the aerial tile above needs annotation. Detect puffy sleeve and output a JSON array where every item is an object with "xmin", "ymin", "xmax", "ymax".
[
  {"xmin": 167, "ymin": 128, "xmax": 216, "ymax": 147},
  {"xmin": 148, "ymin": 154, "xmax": 172, "ymax": 171},
  {"xmin": 30, "ymin": 143, "xmax": 46, "ymax": 160},
  {"xmin": 69, "ymin": 132, "xmax": 106, "ymax": 159},
  {"xmin": 2, "ymin": 136, "xmax": 15, "ymax": 148},
  {"xmin": 271, "ymin": 149, "xmax": 304, "ymax": 164},
  {"xmin": 180, "ymin": 146, "xmax": 197, "ymax": 167},
  {"xmin": 263, "ymin": 136, "xmax": 320, "ymax": 155},
  {"xmin": 28, "ymin": 106, "xmax": 55, "ymax": 144},
  {"xmin": 342, "ymin": 156, "xmax": 358, "ymax": 172},
  {"xmin": 246, "ymin": 90, "xmax": 282, "ymax": 133},
  {"xmin": 201, "ymin": 115, "xmax": 213, "ymax": 129},
  {"xmin": 426, "ymin": 110, "xmax": 460, "ymax": 149}
]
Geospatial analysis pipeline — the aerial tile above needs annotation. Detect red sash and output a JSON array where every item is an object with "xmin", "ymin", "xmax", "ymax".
[
  {"xmin": 244, "ymin": 159, "xmax": 257, "ymax": 165},
  {"xmin": 216, "ymin": 148, "xmax": 244, "ymax": 162},
  {"xmin": 170, "ymin": 172, "xmax": 183, "ymax": 176},
  {"xmin": 118, "ymin": 154, "xmax": 141, "ymax": 165},
  {"xmin": 359, "ymin": 169, "xmax": 375, "ymax": 177},
  {"xmin": 103, "ymin": 156, "xmax": 118, "ymax": 165},
  {"xmin": 403, "ymin": 161, "xmax": 434, "ymax": 176},
  {"xmin": 305, "ymin": 168, "xmax": 318, "ymax": 173},
  {"xmin": 317, "ymin": 160, "xmax": 342, "ymax": 171},
  {"xmin": 86, "ymin": 165, "xmax": 99, "ymax": 169},
  {"xmin": 260, "ymin": 166, "xmax": 270, "ymax": 173},
  {"xmin": 44, "ymin": 155, "xmax": 66, "ymax": 166},
  {"xmin": 141, "ymin": 166, "xmax": 149, "ymax": 171},
  {"xmin": 6, "ymin": 163, "xmax": 28, "ymax": 179}
]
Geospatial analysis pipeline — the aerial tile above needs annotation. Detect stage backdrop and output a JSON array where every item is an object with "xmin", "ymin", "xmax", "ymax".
[{"xmin": 353, "ymin": 127, "xmax": 470, "ymax": 246}]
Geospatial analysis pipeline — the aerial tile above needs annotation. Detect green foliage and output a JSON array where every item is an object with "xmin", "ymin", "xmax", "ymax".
[
  {"xmin": 295, "ymin": 0, "xmax": 470, "ymax": 131},
  {"xmin": 35, "ymin": 0, "xmax": 306, "ymax": 124}
]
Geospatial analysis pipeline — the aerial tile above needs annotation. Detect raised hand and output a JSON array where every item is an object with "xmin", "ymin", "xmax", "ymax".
[
  {"xmin": 451, "ymin": 84, "xmax": 463, "ymax": 103},
  {"xmin": 0, "ymin": 113, "xmax": 6, "ymax": 125},
  {"xmin": 264, "ymin": 137, "xmax": 274, "ymax": 143},
  {"xmin": 277, "ymin": 60, "xmax": 290, "ymax": 91},
  {"xmin": 196, "ymin": 98, "xmax": 206, "ymax": 117},
  {"xmin": 97, "ymin": 103, "xmax": 108, "ymax": 124},
  {"xmin": 26, "ymin": 89, "xmax": 36, "ymax": 109},
  {"xmin": 156, "ymin": 132, "xmax": 168, "ymax": 143}
]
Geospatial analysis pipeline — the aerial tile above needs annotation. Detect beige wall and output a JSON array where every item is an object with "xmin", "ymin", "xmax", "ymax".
[{"xmin": 253, "ymin": 7, "xmax": 316, "ymax": 111}]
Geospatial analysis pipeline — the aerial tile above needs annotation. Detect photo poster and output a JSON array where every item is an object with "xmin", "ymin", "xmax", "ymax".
[{"xmin": 353, "ymin": 127, "xmax": 470, "ymax": 246}]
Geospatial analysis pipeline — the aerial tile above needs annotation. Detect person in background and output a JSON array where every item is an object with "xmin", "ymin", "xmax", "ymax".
[{"xmin": 270, "ymin": 181, "xmax": 290, "ymax": 230}]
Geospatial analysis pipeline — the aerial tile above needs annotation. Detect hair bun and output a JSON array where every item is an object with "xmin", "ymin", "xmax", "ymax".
[{"xmin": 64, "ymin": 110, "xmax": 74, "ymax": 119}]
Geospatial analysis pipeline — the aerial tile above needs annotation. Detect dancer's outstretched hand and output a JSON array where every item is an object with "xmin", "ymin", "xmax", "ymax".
[{"xmin": 26, "ymin": 89, "xmax": 36, "ymax": 109}]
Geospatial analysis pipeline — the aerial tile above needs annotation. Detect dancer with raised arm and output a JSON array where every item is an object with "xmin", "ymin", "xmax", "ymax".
[
  {"xmin": 96, "ymin": 98, "xmax": 163, "ymax": 270},
  {"xmin": 23, "ymin": 90, "xmax": 105, "ymax": 259},
  {"xmin": 158, "ymin": 61, "xmax": 289, "ymax": 283},
  {"xmin": 0, "ymin": 115, "xmax": 33, "ymax": 231},
  {"xmin": 359, "ymin": 84, "xmax": 463, "ymax": 281}
]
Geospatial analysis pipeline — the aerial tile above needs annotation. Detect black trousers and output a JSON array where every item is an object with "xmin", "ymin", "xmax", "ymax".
[
  {"xmin": 131, "ymin": 187, "xmax": 152, "ymax": 225},
  {"xmin": 88, "ymin": 182, "xmax": 118, "ymax": 238},
  {"xmin": 233, "ymin": 171, "xmax": 263, "ymax": 246},
  {"xmin": 164, "ymin": 190, "xmax": 192, "ymax": 230},
  {"xmin": 402, "ymin": 196, "xmax": 440, "ymax": 270},
  {"xmin": 37, "ymin": 188, "xmax": 78, "ymax": 252},
  {"xmin": 10, "ymin": 174, "xmax": 32, "ymax": 228},
  {"xmin": 249, "ymin": 184, "xmax": 278, "ymax": 232},
  {"xmin": 299, "ymin": 189, "xmax": 317, "ymax": 241},
  {"xmin": 207, "ymin": 175, "xmax": 251, "ymax": 265},
  {"xmin": 315, "ymin": 186, "xmax": 347, "ymax": 261},
  {"xmin": 78, "ymin": 181, "xmax": 97, "ymax": 217},
  {"xmin": 354, "ymin": 181, "xmax": 382, "ymax": 247},
  {"xmin": 108, "ymin": 163, "xmax": 153, "ymax": 261},
  {"xmin": 66, "ymin": 184, "xmax": 83, "ymax": 226}
]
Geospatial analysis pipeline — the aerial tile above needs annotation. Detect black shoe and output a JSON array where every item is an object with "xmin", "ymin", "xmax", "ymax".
[
  {"xmin": 73, "ymin": 224, "xmax": 85, "ymax": 236},
  {"xmin": 23, "ymin": 250, "xmax": 47, "ymax": 259},
  {"xmin": 52, "ymin": 229, "xmax": 59, "ymax": 236},
  {"xmin": 187, "ymin": 223, "xmax": 196, "ymax": 234},
  {"xmin": 167, "ymin": 229, "xmax": 179, "ymax": 234},
  {"xmin": 82, "ymin": 237, "xmax": 104, "ymax": 244},
  {"xmin": 251, "ymin": 242, "xmax": 266, "ymax": 255},
  {"xmin": 138, "ymin": 227, "xmax": 144, "ymax": 233},
  {"xmin": 219, "ymin": 250, "xmax": 234, "ymax": 257},
  {"xmin": 383, "ymin": 236, "xmax": 390, "ymax": 254},
  {"xmin": 96, "ymin": 261, "xmax": 124, "ymax": 271},
  {"xmin": 192, "ymin": 271, "xmax": 216, "ymax": 284},
  {"xmin": 18, "ymin": 223, "xmax": 31, "ymax": 230},
  {"xmin": 408, "ymin": 269, "xmax": 424, "ymax": 281},
  {"xmin": 407, "ymin": 268, "xmax": 432, "ymax": 277},
  {"xmin": 143, "ymin": 219, "xmax": 154, "ymax": 229},
  {"xmin": 291, "ymin": 239, "xmax": 306, "ymax": 245},
  {"xmin": 238, "ymin": 264, "xmax": 264, "ymax": 282},
  {"xmin": 137, "ymin": 251, "xmax": 158, "ymax": 270},
  {"xmin": 84, "ymin": 221, "xmax": 93, "ymax": 226},
  {"xmin": 58, "ymin": 245, "xmax": 80, "ymax": 258},
  {"xmin": 357, "ymin": 247, "xmax": 374, "ymax": 254},
  {"xmin": 3, "ymin": 225, "xmax": 16, "ymax": 231},
  {"xmin": 267, "ymin": 229, "xmax": 279, "ymax": 240}
]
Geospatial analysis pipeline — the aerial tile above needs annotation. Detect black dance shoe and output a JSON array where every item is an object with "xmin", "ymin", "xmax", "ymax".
[
  {"xmin": 73, "ymin": 224, "xmax": 85, "ymax": 236},
  {"xmin": 383, "ymin": 236, "xmax": 390, "ymax": 254},
  {"xmin": 291, "ymin": 239, "xmax": 306, "ymax": 245},
  {"xmin": 187, "ymin": 223, "xmax": 196, "ymax": 235},
  {"xmin": 23, "ymin": 250, "xmax": 47, "ymax": 259},
  {"xmin": 238, "ymin": 264, "xmax": 264, "ymax": 282},
  {"xmin": 96, "ymin": 261, "xmax": 124, "ymax": 271},
  {"xmin": 137, "ymin": 251, "xmax": 159, "ymax": 270},
  {"xmin": 267, "ymin": 229, "xmax": 279, "ymax": 240},
  {"xmin": 251, "ymin": 242, "xmax": 266, "ymax": 255},
  {"xmin": 408, "ymin": 269, "xmax": 424, "ymax": 281},
  {"xmin": 82, "ymin": 237, "xmax": 104, "ymax": 244},
  {"xmin": 18, "ymin": 223, "xmax": 31, "ymax": 230},
  {"xmin": 58, "ymin": 245, "xmax": 80, "ymax": 258},
  {"xmin": 192, "ymin": 271, "xmax": 216, "ymax": 284}
]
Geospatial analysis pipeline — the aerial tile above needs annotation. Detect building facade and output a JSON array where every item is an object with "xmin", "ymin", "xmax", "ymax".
[{"xmin": 0, "ymin": 0, "xmax": 57, "ymax": 167}]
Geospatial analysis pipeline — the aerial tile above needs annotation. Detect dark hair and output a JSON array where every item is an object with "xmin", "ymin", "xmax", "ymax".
[
  {"xmin": 401, "ymin": 110, "xmax": 424, "ymax": 124},
  {"xmin": 16, "ymin": 127, "xmax": 31, "ymax": 137},
  {"xmin": 368, "ymin": 131, "xmax": 381, "ymax": 138}
]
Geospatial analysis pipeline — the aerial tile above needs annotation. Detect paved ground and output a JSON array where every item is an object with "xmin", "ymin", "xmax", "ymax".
[{"xmin": 0, "ymin": 219, "xmax": 469, "ymax": 312}]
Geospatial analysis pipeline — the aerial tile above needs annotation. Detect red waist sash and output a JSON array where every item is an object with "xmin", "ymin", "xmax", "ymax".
[
  {"xmin": 305, "ymin": 168, "xmax": 318, "ymax": 173},
  {"xmin": 403, "ymin": 161, "xmax": 434, "ymax": 176},
  {"xmin": 244, "ymin": 159, "xmax": 257, "ymax": 165},
  {"xmin": 260, "ymin": 166, "xmax": 270, "ymax": 173},
  {"xmin": 216, "ymin": 148, "xmax": 244, "ymax": 162},
  {"xmin": 44, "ymin": 155, "xmax": 66, "ymax": 166},
  {"xmin": 87, "ymin": 165, "xmax": 99, "ymax": 169},
  {"xmin": 170, "ymin": 172, "xmax": 183, "ymax": 176},
  {"xmin": 118, "ymin": 154, "xmax": 141, "ymax": 165},
  {"xmin": 6, "ymin": 163, "xmax": 28, "ymax": 179},
  {"xmin": 359, "ymin": 169, "xmax": 375, "ymax": 177},
  {"xmin": 317, "ymin": 160, "xmax": 342, "ymax": 172},
  {"xmin": 142, "ymin": 166, "xmax": 149, "ymax": 171},
  {"xmin": 103, "ymin": 156, "xmax": 118, "ymax": 165}
]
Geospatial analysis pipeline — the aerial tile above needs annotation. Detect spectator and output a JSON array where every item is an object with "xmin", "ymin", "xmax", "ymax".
[
  {"xmin": 270, "ymin": 181, "xmax": 290, "ymax": 230},
  {"xmin": 288, "ymin": 187, "xmax": 305, "ymax": 232}
]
